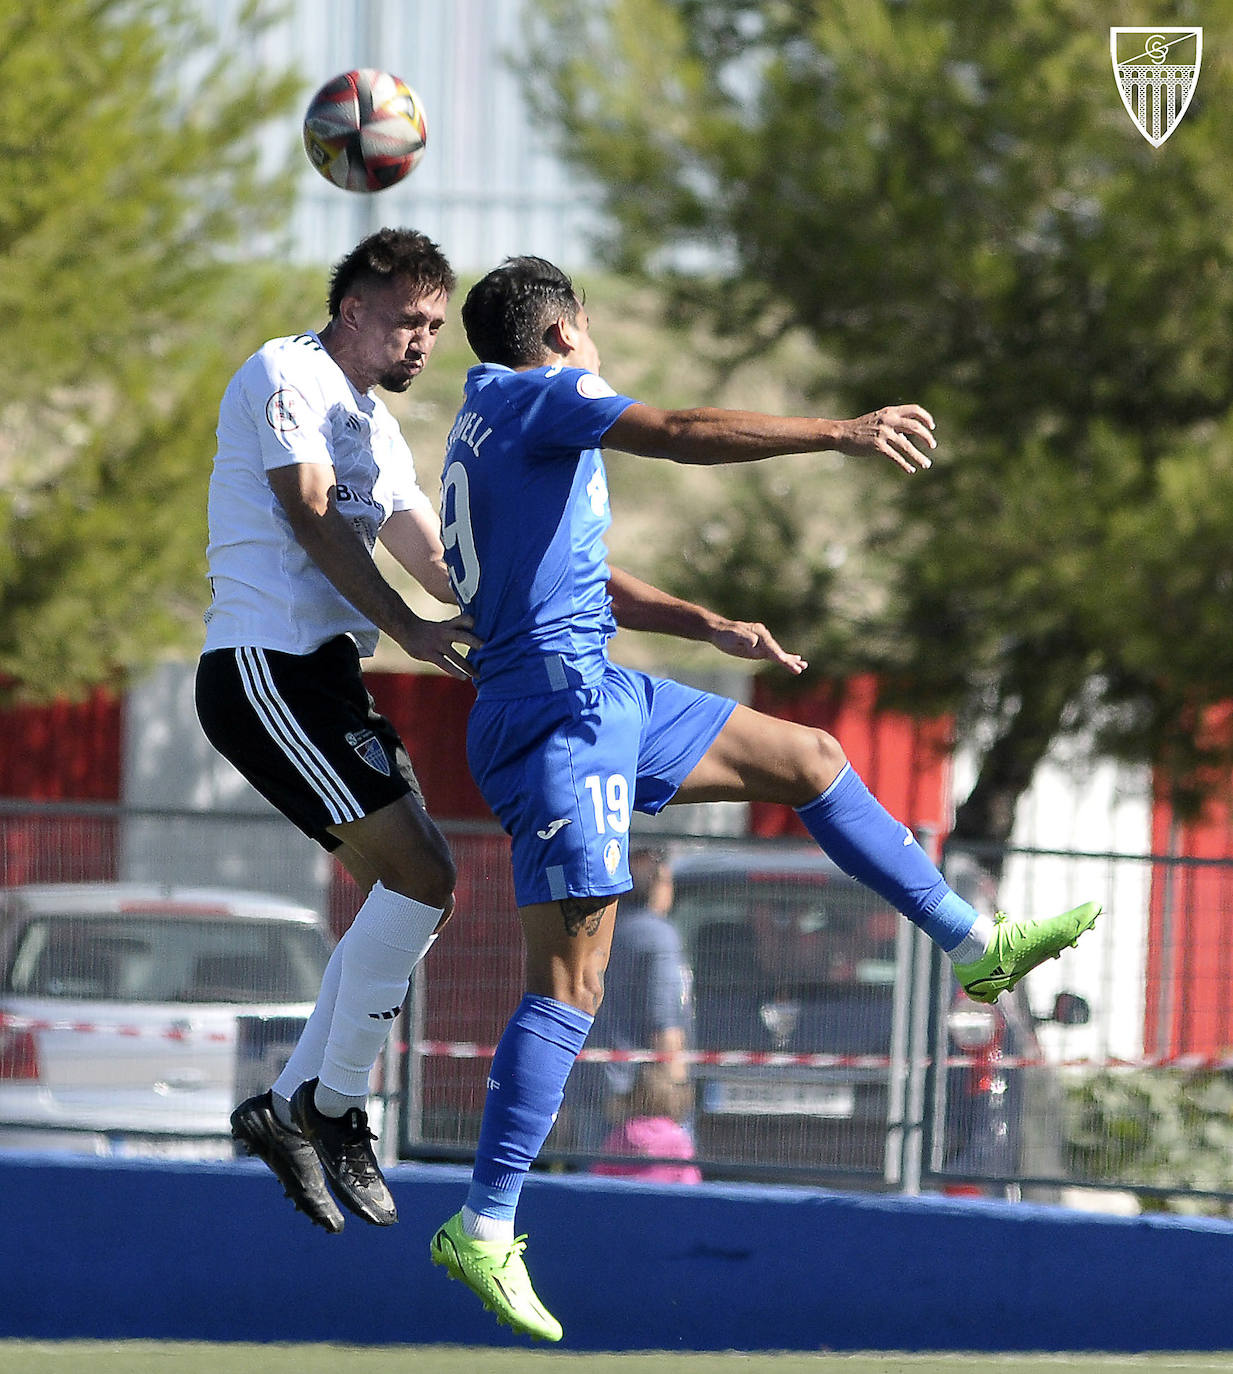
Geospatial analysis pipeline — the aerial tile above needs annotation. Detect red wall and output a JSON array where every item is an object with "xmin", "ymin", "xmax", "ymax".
[
  {"xmin": 748, "ymin": 675, "xmax": 954, "ymax": 846},
  {"xmin": 0, "ymin": 688, "xmax": 123, "ymax": 801},
  {"xmin": 1146, "ymin": 708, "xmax": 1233, "ymax": 1059},
  {"xmin": 0, "ymin": 687, "xmax": 124, "ymax": 886},
  {"xmin": 12, "ymin": 668, "xmax": 1233, "ymax": 1063},
  {"xmin": 364, "ymin": 671, "xmax": 491, "ymax": 821},
  {"xmin": 0, "ymin": 671, "xmax": 950, "ymax": 835}
]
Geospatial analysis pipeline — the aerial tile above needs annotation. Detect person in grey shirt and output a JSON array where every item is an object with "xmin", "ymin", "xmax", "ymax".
[{"xmin": 562, "ymin": 844, "xmax": 692, "ymax": 1152}]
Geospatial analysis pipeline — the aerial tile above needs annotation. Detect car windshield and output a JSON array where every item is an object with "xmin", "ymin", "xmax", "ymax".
[
  {"xmin": 672, "ymin": 873, "xmax": 899, "ymax": 989},
  {"xmin": 2, "ymin": 914, "xmax": 331, "ymax": 1004}
]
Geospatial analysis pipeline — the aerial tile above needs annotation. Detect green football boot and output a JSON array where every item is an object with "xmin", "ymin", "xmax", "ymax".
[
  {"xmin": 431, "ymin": 1212, "xmax": 563, "ymax": 1343},
  {"xmin": 954, "ymin": 901, "xmax": 1101, "ymax": 1004}
]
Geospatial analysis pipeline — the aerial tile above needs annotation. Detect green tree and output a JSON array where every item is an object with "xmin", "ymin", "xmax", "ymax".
[
  {"xmin": 0, "ymin": 0, "xmax": 307, "ymax": 701},
  {"xmin": 526, "ymin": 0, "xmax": 1233, "ymax": 850}
]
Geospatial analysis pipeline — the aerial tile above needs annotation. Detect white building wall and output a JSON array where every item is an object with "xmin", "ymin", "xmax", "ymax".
[
  {"xmin": 205, "ymin": 0, "xmax": 603, "ymax": 271},
  {"xmin": 951, "ymin": 741, "xmax": 1153, "ymax": 1064}
]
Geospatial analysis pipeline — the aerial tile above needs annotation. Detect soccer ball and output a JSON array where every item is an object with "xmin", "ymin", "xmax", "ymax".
[{"xmin": 302, "ymin": 69, "xmax": 427, "ymax": 192}]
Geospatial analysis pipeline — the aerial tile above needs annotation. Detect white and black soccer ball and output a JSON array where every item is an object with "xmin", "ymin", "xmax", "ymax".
[{"xmin": 302, "ymin": 68, "xmax": 427, "ymax": 193}]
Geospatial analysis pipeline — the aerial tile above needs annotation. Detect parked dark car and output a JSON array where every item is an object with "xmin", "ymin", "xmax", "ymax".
[{"xmin": 668, "ymin": 846, "xmax": 1087, "ymax": 1192}]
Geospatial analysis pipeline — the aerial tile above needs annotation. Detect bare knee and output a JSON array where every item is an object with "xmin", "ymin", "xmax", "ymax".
[
  {"xmin": 332, "ymin": 806, "xmax": 457, "ymax": 910},
  {"xmin": 797, "ymin": 728, "xmax": 847, "ymax": 801},
  {"xmin": 539, "ymin": 960, "xmax": 605, "ymax": 1016},
  {"xmin": 680, "ymin": 705, "xmax": 848, "ymax": 806},
  {"xmin": 578, "ymin": 953, "xmax": 607, "ymax": 1015},
  {"xmin": 386, "ymin": 836, "xmax": 456, "ymax": 909},
  {"xmin": 775, "ymin": 719, "xmax": 841, "ymax": 802},
  {"xmin": 537, "ymin": 964, "xmax": 605, "ymax": 1016}
]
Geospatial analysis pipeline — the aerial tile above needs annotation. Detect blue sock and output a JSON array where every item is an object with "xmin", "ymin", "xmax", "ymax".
[
  {"xmin": 796, "ymin": 764, "xmax": 978, "ymax": 952},
  {"xmin": 466, "ymin": 994, "xmax": 593, "ymax": 1222}
]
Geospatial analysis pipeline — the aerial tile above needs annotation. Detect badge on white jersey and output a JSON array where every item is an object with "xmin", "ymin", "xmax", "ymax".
[{"xmin": 265, "ymin": 388, "xmax": 304, "ymax": 433}]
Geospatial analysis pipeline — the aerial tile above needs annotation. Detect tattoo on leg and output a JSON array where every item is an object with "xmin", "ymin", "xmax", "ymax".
[{"xmin": 561, "ymin": 896, "xmax": 608, "ymax": 938}]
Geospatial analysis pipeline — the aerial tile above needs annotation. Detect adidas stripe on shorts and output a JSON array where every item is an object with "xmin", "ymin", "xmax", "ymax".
[{"xmin": 195, "ymin": 635, "xmax": 423, "ymax": 851}]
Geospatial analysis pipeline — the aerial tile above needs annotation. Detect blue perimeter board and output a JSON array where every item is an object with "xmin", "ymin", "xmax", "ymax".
[{"xmin": 2, "ymin": 1154, "xmax": 1232, "ymax": 1352}]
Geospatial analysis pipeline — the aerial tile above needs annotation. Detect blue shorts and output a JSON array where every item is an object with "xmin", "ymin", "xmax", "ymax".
[{"xmin": 467, "ymin": 663, "xmax": 737, "ymax": 906}]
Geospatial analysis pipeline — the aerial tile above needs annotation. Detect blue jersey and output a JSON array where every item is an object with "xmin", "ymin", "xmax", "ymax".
[{"xmin": 439, "ymin": 363, "xmax": 636, "ymax": 697}]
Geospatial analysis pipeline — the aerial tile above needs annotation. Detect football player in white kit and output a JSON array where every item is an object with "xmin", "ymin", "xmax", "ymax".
[{"xmin": 196, "ymin": 228, "xmax": 479, "ymax": 1234}]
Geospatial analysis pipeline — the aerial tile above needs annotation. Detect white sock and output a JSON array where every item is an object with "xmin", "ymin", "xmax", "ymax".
[
  {"xmin": 318, "ymin": 881, "xmax": 443, "ymax": 1099},
  {"xmin": 462, "ymin": 1204, "xmax": 515, "ymax": 1244},
  {"xmin": 271, "ymin": 938, "xmax": 345, "ymax": 1104},
  {"xmin": 313, "ymin": 1082, "xmax": 367, "ymax": 1118},
  {"xmin": 947, "ymin": 913, "xmax": 997, "ymax": 965}
]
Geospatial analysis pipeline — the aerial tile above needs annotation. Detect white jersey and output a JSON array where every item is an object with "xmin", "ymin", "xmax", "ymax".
[{"xmin": 202, "ymin": 330, "xmax": 433, "ymax": 657}]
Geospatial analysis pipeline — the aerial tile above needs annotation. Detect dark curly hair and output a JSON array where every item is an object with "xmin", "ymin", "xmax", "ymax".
[
  {"xmin": 327, "ymin": 228, "xmax": 457, "ymax": 317},
  {"xmin": 461, "ymin": 256, "xmax": 582, "ymax": 367}
]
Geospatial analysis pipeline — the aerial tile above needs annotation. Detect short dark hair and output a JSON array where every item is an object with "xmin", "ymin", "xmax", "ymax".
[
  {"xmin": 327, "ymin": 228, "xmax": 456, "ymax": 318},
  {"xmin": 461, "ymin": 256, "xmax": 581, "ymax": 367}
]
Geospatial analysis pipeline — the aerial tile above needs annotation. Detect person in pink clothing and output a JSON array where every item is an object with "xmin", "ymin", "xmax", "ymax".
[{"xmin": 590, "ymin": 1061, "xmax": 702, "ymax": 1184}]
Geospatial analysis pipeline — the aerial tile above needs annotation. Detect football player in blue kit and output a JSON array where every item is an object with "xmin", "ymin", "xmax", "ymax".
[{"xmin": 429, "ymin": 256, "xmax": 1101, "ymax": 1341}]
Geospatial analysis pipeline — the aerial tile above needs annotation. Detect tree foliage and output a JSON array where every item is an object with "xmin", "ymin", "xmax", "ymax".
[
  {"xmin": 526, "ymin": 0, "xmax": 1233, "ymax": 842},
  {"xmin": 0, "ymin": 0, "xmax": 307, "ymax": 702}
]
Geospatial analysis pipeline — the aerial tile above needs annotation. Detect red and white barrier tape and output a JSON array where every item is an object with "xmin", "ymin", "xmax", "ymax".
[
  {"xmin": 0, "ymin": 1014, "xmax": 230, "ymax": 1044},
  {"xmin": 7, "ymin": 1017, "xmax": 1232, "ymax": 1074},
  {"xmin": 410, "ymin": 1039, "xmax": 1233, "ymax": 1073},
  {"xmin": 413, "ymin": 1039, "xmax": 897, "ymax": 1069}
]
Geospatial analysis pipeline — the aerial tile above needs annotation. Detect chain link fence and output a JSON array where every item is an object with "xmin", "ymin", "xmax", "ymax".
[{"xmin": 3, "ymin": 800, "xmax": 1233, "ymax": 1213}]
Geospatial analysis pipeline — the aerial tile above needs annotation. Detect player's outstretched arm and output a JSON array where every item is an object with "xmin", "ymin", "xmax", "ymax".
[
  {"xmin": 269, "ymin": 462, "xmax": 479, "ymax": 680},
  {"xmin": 607, "ymin": 566, "xmax": 806, "ymax": 675},
  {"xmin": 604, "ymin": 402, "xmax": 936, "ymax": 474}
]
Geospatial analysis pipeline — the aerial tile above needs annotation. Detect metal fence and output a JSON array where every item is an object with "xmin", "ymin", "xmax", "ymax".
[{"xmin": 4, "ymin": 800, "xmax": 1233, "ymax": 1214}]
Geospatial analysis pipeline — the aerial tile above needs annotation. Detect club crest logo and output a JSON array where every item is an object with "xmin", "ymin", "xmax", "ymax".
[
  {"xmin": 345, "ymin": 729, "xmax": 390, "ymax": 776},
  {"xmin": 603, "ymin": 838, "xmax": 622, "ymax": 877},
  {"xmin": 1111, "ymin": 28, "xmax": 1202, "ymax": 147}
]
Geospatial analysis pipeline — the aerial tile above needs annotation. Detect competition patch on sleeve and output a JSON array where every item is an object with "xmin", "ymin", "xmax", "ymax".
[
  {"xmin": 575, "ymin": 373, "xmax": 617, "ymax": 400},
  {"xmin": 265, "ymin": 387, "xmax": 304, "ymax": 433}
]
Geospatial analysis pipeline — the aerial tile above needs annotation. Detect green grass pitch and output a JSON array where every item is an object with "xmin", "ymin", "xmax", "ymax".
[{"xmin": 5, "ymin": 1345, "xmax": 1233, "ymax": 1374}]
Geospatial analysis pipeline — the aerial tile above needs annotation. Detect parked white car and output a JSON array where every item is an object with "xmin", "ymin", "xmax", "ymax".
[{"xmin": 0, "ymin": 883, "xmax": 333, "ymax": 1157}]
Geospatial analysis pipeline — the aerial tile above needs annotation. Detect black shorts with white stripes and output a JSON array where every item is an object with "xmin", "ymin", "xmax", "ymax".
[{"xmin": 195, "ymin": 636, "xmax": 424, "ymax": 851}]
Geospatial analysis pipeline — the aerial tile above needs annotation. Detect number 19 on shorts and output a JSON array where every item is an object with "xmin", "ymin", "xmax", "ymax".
[{"xmin": 584, "ymin": 773, "xmax": 630, "ymax": 834}]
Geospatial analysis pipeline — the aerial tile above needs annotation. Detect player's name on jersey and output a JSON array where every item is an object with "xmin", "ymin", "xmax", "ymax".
[{"xmin": 448, "ymin": 410, "xmax": 493, "ymax": 456}]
